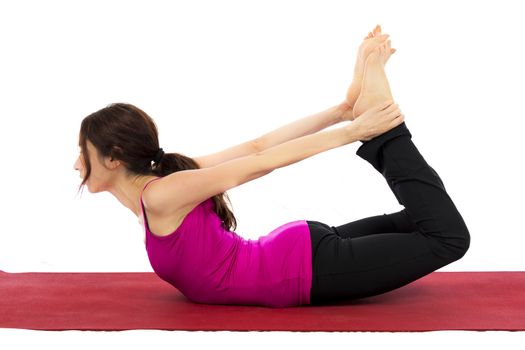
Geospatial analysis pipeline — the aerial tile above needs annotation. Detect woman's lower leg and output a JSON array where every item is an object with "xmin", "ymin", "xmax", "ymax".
[
  {"xmin": 351, "ymin": 39, "xmax": 469, "ymax": 260},
  {"xmin": 359, "ymin": 125, "xmax": 470, "ymax": 260},
  {"xmin": 310, "ymin": 132, "xmax": 471, "ymax": 304}
]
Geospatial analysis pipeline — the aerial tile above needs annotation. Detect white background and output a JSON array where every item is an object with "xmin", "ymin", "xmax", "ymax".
[{"xmin": 0, "ymin": 0, "xmax": 523, "ymax": 348}]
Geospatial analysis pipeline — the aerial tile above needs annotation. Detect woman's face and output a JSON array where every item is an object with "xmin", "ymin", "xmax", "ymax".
[
  {"xmin": 74, "ymin": 145, "xmax": 86, "ymax": 180},
  {"xmin": 74, "ymin": 140, "xmax": 117, "ymax": 193}
]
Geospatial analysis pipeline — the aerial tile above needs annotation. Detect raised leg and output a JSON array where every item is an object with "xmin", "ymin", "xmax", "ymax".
[
  {"xmin": 309, "ymin": 127, "xmax": 471, "ymax": 305},
  {"xmin": 309, "ymin": 40, "xmax": 470, "ymax": 304},
  {"xmin": 357, "ymin": 123, "xmax": 470, "ymax": 259}
]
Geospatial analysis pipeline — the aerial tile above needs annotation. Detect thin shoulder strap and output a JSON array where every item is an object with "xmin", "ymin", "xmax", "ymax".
[
  {"xmin": 139, "ymin": 177, "xmax": 162, "ymax": 224},
  {"xmin": 141, "ymin": 177, "xmax": 162, "ymax": 197}
]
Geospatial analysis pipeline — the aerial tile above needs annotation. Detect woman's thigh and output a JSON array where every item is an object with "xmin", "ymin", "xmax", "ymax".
[
  {"xmin": 307, "ymin": 219, "xmax": 451, "ymax": 305},
  {"xmin": 332, "ymin": 209, "xmax": 419, "ymax": 239}
]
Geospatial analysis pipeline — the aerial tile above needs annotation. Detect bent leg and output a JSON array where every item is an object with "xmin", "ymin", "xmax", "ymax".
[
  {"xmin": 356, "ymin": 121, "xmax": 470, "ymax": 260},
  {"xmin": 309, "ymin": 122, "xmax": 470, "ymax": 305}
]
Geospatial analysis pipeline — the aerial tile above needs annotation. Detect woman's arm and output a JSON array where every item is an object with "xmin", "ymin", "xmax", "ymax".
[
  {"xmin": 257, "ymin": 122, "xmax": 358, "ymax": 171},
  {"xmin": 148, "ymin": 101, "xmax": 400, "ymax": 213},
  {"xmin": 148, "ymin": 123, "xmax": 359, "ymax": 215},
  {"xmin": 255, "ymin": 103, "xmax": 348, "ymax": 152},
  {"xmin": 193, "ymin": 139, "xmax": 258, "ymax": 168},
  {"xmin": 194, "ymin": 103, "xmax": 349, "ymax": 168}
]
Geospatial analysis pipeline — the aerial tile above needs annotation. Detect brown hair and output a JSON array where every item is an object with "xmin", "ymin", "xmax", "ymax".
[{"xmin": 77, "ymin": 102, "xmax": 238, "ymax": 231}]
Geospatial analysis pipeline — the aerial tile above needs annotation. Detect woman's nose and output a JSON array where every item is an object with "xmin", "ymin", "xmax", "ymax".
[{"xmin": 74, "ymin": 157, "xmax": 81, "ymax": 171}]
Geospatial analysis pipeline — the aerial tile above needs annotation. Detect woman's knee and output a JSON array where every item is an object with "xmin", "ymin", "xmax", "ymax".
[
  {"xmin": 433, "ymin": 226, "xmax": 471, "ymax": 262},
  {"xmin": 451, "ymin": 230, "xmax": 470, "ymax": 261}
]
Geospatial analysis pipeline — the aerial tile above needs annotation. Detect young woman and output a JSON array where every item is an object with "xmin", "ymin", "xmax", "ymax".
[{"xmin": 74, "ymin": 25, "xmax": 470, "ymax": 308}]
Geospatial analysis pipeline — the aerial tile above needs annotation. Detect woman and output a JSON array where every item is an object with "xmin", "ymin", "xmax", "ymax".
[{"xmin": 74, "ymin": 25, "xmax": 470, "ymax": 308}]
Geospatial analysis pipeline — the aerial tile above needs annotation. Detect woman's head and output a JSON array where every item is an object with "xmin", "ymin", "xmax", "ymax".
[
  {"xmin": 75, "ymin": 102, "xmax": 237, "ymax": 230},
  {"xmin": 75, "ymin": 103, "xmax": 163, "ymax": 190}
]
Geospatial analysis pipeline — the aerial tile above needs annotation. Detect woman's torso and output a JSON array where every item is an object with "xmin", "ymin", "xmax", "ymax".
[{"xmin": 139, "ymin": 177, "xmax": 313, "ymax": 307}]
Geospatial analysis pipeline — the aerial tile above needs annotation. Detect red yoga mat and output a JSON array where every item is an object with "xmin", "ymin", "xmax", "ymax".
[{"xmin": 0, "ymin": 270, "xmax": 524, "ymax": 332}]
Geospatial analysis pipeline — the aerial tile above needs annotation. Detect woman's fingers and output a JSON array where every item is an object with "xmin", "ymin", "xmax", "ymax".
[
  {"xmin": 380, "ymin": 102, "xmax": 400, "ymax": 115},
  {"xmin": 390, "ymin": 114, "xmax": 405, "ymax": 128},
  {"xmin": 386, "ymin": 104, "xmax": 401, "ymax": 118},
  {"xmin": 357, "ymin": 100, "xmax": 403, "ymax": 140}
]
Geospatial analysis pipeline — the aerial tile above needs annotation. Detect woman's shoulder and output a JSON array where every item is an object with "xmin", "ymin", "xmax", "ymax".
[
  {"xmin": 142, "ymin": 177, "xmax": 175, "ymax": 214},
  {"xmin": 143, "ymin": 178, "xmax": 207, "ymax": 215},
  {"xmin": 142, "ymin": 185, "xmax": 200, "ymax": 238}
]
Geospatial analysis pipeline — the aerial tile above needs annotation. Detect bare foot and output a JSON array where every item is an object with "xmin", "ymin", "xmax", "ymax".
[
  {"xmin": 352, "ymin": 41, "xmax": 395, "ymax": 119},
  {"xmin": 346, "ymin": 25, "xmax": 396, "ymax": 117}
]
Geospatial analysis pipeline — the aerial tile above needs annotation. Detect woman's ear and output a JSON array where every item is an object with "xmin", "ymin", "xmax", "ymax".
[
  {"xmin": 106, "ymin": 146, "xmax": 123, "ymax": 169},
  {"xmin": 105, "ymin": 156, "xmax": 121, "ymax": 170}
]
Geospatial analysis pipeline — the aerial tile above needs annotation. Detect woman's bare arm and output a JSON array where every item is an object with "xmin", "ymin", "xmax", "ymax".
[
  {"xmin": 255, "ymin": 104, "xmax": 347, "ymax": 152},
  {"xmin": 256, "ymin": 123, "xmax": 358, "ymax": 172},
  {"xmin": 193, "ymin": 103, "xmax": 348, "ymax": 168},
  {"xmin": 148, "ymin": 101, "xmax": 401, "ymax": 213},
  {"xmin": 148, "ymin": 122, "xmax": 358, "ymax": 215}
]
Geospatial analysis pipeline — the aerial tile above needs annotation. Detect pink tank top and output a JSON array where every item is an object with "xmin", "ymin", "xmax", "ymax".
[{"xmin": 140, "ymin": 177, "xmax": 312, "ymax": 307}]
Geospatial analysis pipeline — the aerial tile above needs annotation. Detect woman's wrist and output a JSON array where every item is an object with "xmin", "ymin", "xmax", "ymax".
[
  {"xmin": 344, "ymin": 122, "xmax": 363, "ymax": 144},
  {"xmin": 335, "ymin": 100, "xmax": 355, "ymax": 123}
]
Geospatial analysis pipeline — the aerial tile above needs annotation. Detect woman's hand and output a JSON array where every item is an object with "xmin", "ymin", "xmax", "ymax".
[{"xmin": 350, "ymin": 100, "xmax": 404, "ymax": 141}]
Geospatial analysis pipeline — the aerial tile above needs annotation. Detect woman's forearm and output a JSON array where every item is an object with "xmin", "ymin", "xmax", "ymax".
[
  {"xmin": 254, "ymin": 104, "xmax": 344, "ymax": 152},
  {"xmin": 256, "ymin": 122, "xmax": 360, "ymax": 172}
]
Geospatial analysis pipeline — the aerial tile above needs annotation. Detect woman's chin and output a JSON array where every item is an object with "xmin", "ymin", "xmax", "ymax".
[
  {"xmin": 84, "ymin": 181, "xmax": 94, "ymax": 193},
  {"xmin": 88, "ymin": 184, "xmax": 105, "ymax": 194}
]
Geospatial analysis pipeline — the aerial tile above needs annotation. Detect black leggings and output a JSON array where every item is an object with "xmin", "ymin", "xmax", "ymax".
[{"xmin": 308, "ymin": 122, "xmax": 470, "ymax": 305}]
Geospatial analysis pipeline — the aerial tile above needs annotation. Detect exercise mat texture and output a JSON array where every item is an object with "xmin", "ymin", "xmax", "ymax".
[{"xmin": 1, "ymin": 271, "xmax": 523, "ymax": 331}]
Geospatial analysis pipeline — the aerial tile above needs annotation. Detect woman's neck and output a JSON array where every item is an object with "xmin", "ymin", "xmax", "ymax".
[{"xmin": 107, "ymin": 174, "xmax": 160, "ymax": 218}]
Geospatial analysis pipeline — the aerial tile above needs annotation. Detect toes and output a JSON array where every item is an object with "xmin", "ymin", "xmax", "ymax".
[
  {"xmin": 373, "ymin": 25, "xmax": 382, "ymax": 35},
  {"xmin": 385, "ymin": 41, "xmax": 395, "ymax": 55},
  {"xmin": 380, "ymin": 40, "xmax": 391, "ymax": 56},
  {"xmin": 374, "ymin": 34, "xmax": 389, "ymax": 41}
]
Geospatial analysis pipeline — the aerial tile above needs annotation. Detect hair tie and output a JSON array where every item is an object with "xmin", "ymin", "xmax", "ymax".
[{"xmin": 153, "ymin": 147, "xmax": 165, "ymax": 164}]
